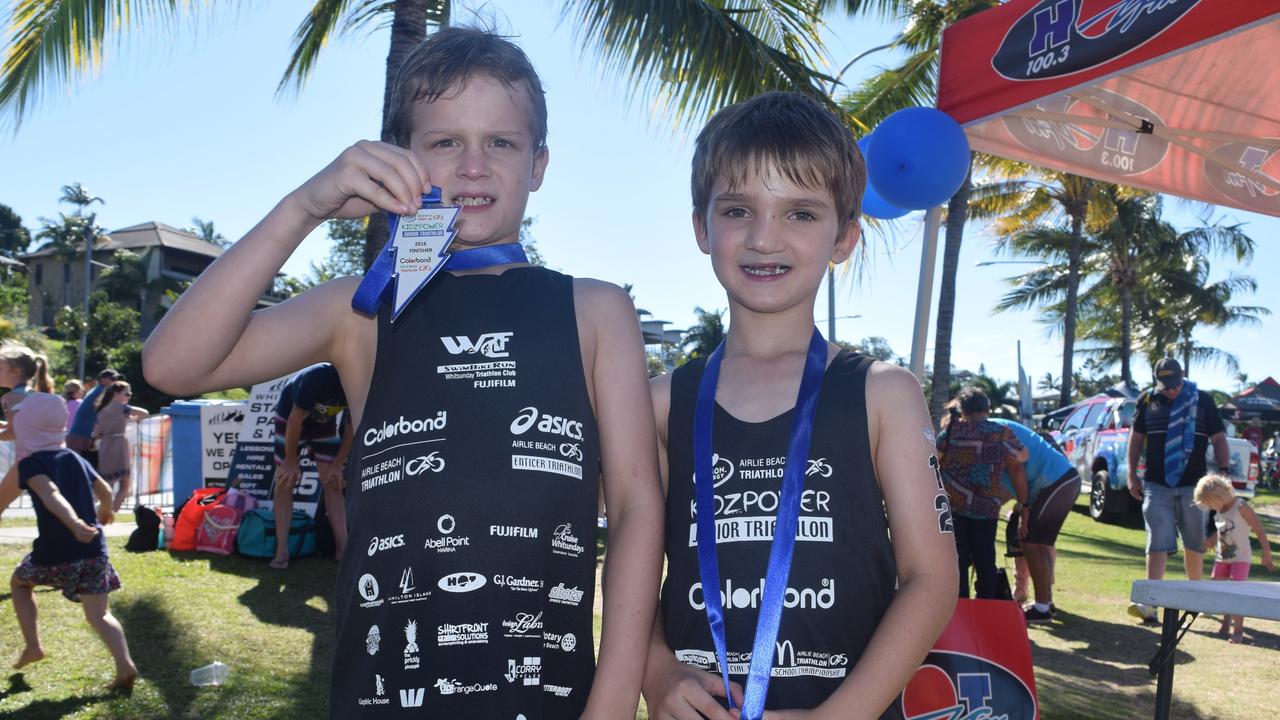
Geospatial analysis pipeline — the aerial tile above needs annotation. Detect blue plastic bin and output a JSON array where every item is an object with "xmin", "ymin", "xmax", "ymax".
[{"xmin": 164, "ymin": 400, "xmax": 251, "ymax": 505}]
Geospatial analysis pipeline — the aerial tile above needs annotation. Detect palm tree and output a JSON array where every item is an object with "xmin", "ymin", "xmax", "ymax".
[
  {"xmin": 835, "ymin": 0, "xmax": 1001, "ymax": 426},
  {"xmin": 5, "ymin": 2, "xmax": 840, "ymax": 265},
  {"xmin": 682, "ymin": 307, "xmax": 726, "ymax": 361},
  {"xmin": 972, "ymin": 162, "xmax": 1116, "ymax": 408},
  {"xmin": 188, "ymin": 217, "xmax": 229, "ymax": 248},
  {"xmin": 56, "ymin": 183, "xmax": 104, "ymax": 378},
  {"xmin": 970, "ymin": 374, "xmax": 1018, "ymax": 418},
  {"xmin": 1000, "ymin": 190, "xmax": 1258, "ymax": 386},
  {"xmin": 2, "ymin": 2, "xmax": 448, "ymax": 265},
  {"xmin": 1037, "ymin": 373, "xmax": 1059, "ymax": 393}
]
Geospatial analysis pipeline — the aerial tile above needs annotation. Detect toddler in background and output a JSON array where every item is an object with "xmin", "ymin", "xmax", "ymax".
[{"xmin": 1194, "ymin": 474, "xmax": 1275, "ymax": 643}]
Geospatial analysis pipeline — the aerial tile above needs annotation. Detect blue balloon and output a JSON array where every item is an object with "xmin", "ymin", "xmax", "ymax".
[
  {"xmin": 856, "ymin": 137, "xmax": 909, "ymax": 220},
  {"xmin": 866, "ymin": 107, "xmax": 971, "ymax": 210}
]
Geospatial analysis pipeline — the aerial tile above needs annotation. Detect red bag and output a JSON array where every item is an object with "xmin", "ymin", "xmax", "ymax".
[
  {"xmin": 900, "ymin": 599, "xmax": 1039, "ymax": 720},
  {"xmin": 171, "ymin": 487, "xmax": 226, "ymax": 552}
]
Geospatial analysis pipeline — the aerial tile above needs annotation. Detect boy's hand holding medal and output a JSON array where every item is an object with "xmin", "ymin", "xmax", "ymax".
[{"xmin": 290, "ymin": 140, "xmax": 433, "ymax": 222}]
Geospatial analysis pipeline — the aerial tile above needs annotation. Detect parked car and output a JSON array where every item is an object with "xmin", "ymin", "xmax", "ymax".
[{"xmin": 1056, "ymin": 394, "xmax": 1259, "ymax": 522}]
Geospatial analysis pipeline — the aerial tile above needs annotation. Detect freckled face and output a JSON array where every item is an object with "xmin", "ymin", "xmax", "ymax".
[
  {"xmin": 408, "ymin": 74, "xmax": 548, "ymax": 249},
  {"xmin": 694, "ymin": 164, "xmax": 858, "ymax": 316}
]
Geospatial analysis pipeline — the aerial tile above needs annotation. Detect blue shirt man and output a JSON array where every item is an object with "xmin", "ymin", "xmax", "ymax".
[
  {"xmin": 992, "ymin": 419, "xmax": 1074, "ymax": 503},
  {"xmin": 990, "ymin": 418, "xmax": 1081, "ymax": 623},
  {"xmin": 66, "ymin": 369, "xmax": 121, "ymax": 455}
]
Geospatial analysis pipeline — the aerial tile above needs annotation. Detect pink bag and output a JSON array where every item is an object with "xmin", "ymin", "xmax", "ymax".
[{"xmin": 195, "ymin": 489, "xmax": 257, "ymax": 555}]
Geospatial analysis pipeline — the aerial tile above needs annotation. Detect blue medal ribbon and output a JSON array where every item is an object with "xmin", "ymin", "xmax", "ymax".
[
  {"xmin": 351, "ymin": 187, "xmax": 528, "ymax": 316},
  {"xmin": 693, "ymin": 327, "xmax": 828, "ymax": 719}
]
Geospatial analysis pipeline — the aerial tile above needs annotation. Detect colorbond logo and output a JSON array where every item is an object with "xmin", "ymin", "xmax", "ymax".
[{"xmin": 992, "ymin": 0, "xmax": 1200, "ymax": 81}]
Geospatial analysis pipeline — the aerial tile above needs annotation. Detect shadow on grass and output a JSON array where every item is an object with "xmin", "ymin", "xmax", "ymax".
[
  {"xmin": 0, "ymin": 691, "xmax": 112, "ymax": 720},
  {"xmin": 1030, "ymin": 609, "xmax": 1212, "ymax": 720},
  {"xmin": 1186, "ymin": 617, "xmax": 1280, "ymax": 651},
  {"xmin": 210, "ymin": 554, "xmax": 334, "ymax": 717},
  {"xmin": 1068, "ymin": 502, "xmax": 1146, "ymax": 530},
  {"xmin": 113, "ymin": 593, "xmax": 229, "ymax": 720},
  {"xmin": 0, "ymin": 673, "xmax": 31, "ymax": 701}
]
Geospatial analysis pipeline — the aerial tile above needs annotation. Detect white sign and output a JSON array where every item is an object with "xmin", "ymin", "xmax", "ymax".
[{"xmin": 200, "ymin": 401, "xmax": 248, "ymax": 482}]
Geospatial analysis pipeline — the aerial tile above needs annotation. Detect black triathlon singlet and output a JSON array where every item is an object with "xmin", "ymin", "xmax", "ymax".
[
  {"xmin": 661, "ymin": 350, "xmax": 903, "ymax": 718},
  {"xmin": 331, "ymin": 267, "xmax": 600, "ymax": 718}
]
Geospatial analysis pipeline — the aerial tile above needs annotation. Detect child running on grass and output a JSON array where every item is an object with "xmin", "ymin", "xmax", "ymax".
[
  {"xmin": 642, "ymin": 92, "xmax": 958, "ymax": 720},
  {"xmin": 1194, "ymin": 474, "xmax": 1275, "ymax": 643},
  {"xmin": 0, "ymin": 343, "xmax": 56, "ymax": 486},
  {"xmin": 0, "ymin": 392, "xmax": 137, "ymax": 691},
  {"xmin": 143, "ymin": 26, "xmax": 662, "ymax": 718}
]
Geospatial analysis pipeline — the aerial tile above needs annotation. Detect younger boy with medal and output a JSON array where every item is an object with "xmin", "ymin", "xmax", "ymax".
[
  {"xmin": 643, "ymin": 92, "xmax": 959, "ymax": 720},
  {"xmin": 144, "ymin": 28, "xmax": 663, "ymax": 719}
]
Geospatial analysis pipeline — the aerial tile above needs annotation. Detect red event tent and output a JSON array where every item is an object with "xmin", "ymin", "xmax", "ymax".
[{"xmin": 908, "ymin": 0, "xmax": 1280, "ymax": 376}]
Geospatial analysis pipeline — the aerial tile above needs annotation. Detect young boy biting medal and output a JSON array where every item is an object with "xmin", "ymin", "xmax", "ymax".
[
  {"xmin": 642, "ymin": 92, "xmax": 959, "ymax": 720},
  {"xmin": 144, "ymin": 27, "xmax": 663, "ymax": 719}
]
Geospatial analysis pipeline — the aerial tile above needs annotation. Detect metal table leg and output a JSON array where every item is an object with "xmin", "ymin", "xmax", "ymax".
[
  {"xmin": 1153, "ymin": 609, "xmax": 1177, "ymax": 719},
  {"xmin": 1148, "ymin": 608, "xmax": 1198, "ymax": 720}
]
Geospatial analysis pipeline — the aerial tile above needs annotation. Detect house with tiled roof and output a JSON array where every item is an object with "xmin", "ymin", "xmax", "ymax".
[{"xmin": 21, "ymin": 221, "xmax": 285, "ymax": 335}]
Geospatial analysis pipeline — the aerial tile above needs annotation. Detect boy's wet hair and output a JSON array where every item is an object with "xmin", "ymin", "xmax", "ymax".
[
  {"xmin": 691, "ymin": 92, "xmax": 866, "ymax": 228},
  {"xmin": 958, "ymin": 387, "xmax": 991, "ymax": 415},
  {"xmin": 387, "ymin": 27, "xmax": 547, "ymax": 151},
  {"xmin": 1193, "ymin": 474, "xmax": 1235, "ymax": 508}
]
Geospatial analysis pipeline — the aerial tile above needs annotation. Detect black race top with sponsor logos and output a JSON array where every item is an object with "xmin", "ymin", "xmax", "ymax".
[
  {"xmin": 331, "ymin": 267, "xmax": 600, "ymax": 718},
  {"xmin": 661, "ymin": 351, "xmax": 902, "ymax": 718},
  {"xmin": 275, "ymin": 363, "xmax": 348, "ymax": 427}
]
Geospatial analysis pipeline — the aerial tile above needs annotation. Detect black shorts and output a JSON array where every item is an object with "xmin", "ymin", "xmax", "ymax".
[{"xmin": 1023, "ymin": 470, "xmax": 1082, "ymax": 545}]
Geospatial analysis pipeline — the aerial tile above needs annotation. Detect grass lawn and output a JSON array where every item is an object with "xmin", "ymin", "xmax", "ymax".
[{"xmin": 0, "ymin": 494, "xmax": 1276, "ymax": 719}]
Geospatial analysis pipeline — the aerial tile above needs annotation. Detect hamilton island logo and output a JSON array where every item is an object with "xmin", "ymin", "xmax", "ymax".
[
  {"xmin": 993, "ymin": 0, "xmax": 1200, "ymax": 81},
  {"xmin": 902, "ymin": 650, "xmax": 1037, "ymax": 719}
]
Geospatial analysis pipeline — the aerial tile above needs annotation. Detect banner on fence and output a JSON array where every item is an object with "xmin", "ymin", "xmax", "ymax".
[
  {"xmin": 135, "ymin": 415, "xmax": 173, "ymax": 496},
  {"xmin": 899, "ymin": 598, "xmax": 1039, "ymax": 720},
  {"xmin": 200, "ymin": 402, "xmax": 247, "ymax": 486},
  {"xmin": 225, "ymin": 374, "xmax": 321, "ymax": 516}
]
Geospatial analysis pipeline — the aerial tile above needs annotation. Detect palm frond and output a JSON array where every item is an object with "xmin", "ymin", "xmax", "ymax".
[
  {"xmin": 839, "ymin": 47, "xmax": 936, "ymax": 130},
  {"xmin": 1, "ymin": 0, "xmax": 186, "ymax": 126},
  {"xmin": 814, "ymin": 0, "xmax": 915, "ymax": 22},
  {"xmin": 278, "ymin": 0, "xmax": 357, "ymax": 95},
  {"xmin": 561, "ymin": 0, "xmax": 833, "ymax": 132}
]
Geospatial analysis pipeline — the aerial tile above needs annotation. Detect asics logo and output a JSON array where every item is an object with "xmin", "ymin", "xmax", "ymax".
[{"xmin": 510, "ymin": 407, "xmax": 584, "ymax": 440}]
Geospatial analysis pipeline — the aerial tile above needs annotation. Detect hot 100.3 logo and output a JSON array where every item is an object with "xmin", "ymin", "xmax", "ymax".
[
  {"xmin": 901, "ymin": 651, "xmax": 1036, "ymax": 720},
  {"xmin": 992, "ymin": 0, "xmax": 1201, "ymax": 81}
]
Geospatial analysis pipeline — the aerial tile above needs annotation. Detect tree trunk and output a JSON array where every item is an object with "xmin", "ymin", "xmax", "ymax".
[
  {"xmin": 364, "ymin": 0, "xmax": 434, "ymax": 269},
  {"xmin": 1059, "ymin": 210, "xmax": 1084, "ymax": 407},
  {"xmin": 929, "ymin": 167, "xmax": 973, "ymax": 428},
  {"xmin": 1120, "ymin": 283, "xmax": 1133, "ymax": 386}
]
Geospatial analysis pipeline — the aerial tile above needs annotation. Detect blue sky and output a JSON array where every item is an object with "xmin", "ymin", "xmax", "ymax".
[{"xmin": 1, "ymin": 2, "xmax": 1276, "ymax": 397}]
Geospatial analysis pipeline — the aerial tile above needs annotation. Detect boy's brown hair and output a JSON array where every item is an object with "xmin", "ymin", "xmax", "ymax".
[
  {"xmin": 386, "ymin": 27, "xmax": 548, "ymax": 150},
  {"xmin": 691, "ymin": 91, "xmax": 865, "ymax": 230}
]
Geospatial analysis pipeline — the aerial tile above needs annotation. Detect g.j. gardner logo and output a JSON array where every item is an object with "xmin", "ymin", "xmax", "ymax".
[{"xmin": 992, "ymin": 0, "xmax": 1201, "ymax": 81}]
